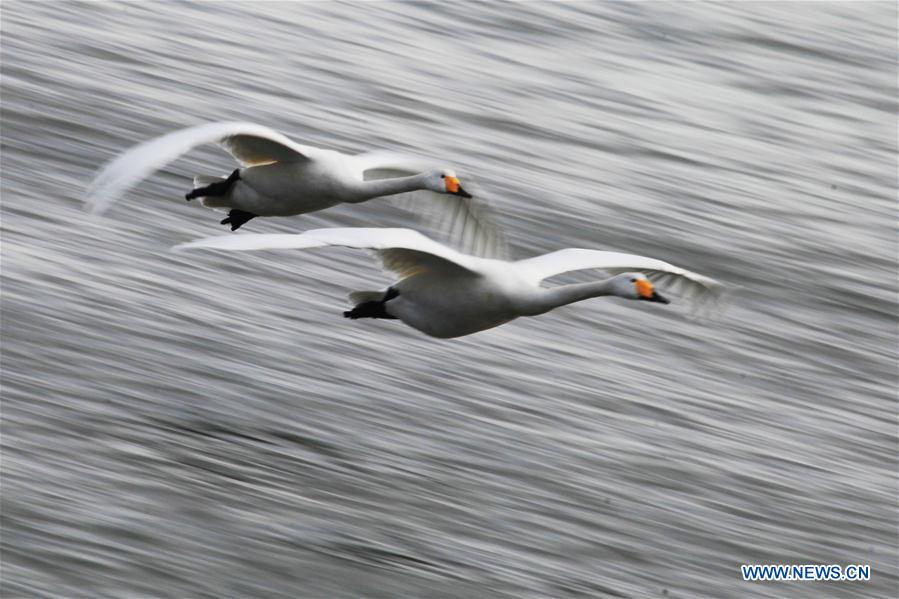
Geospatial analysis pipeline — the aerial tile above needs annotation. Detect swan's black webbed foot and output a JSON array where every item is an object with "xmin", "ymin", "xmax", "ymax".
[
  {"xmin": 186, "ymin": 168, "xmax": 241, "ymax": 201},
  {"xmin": 220, "ymin": 209, "xmax": 257, "ymax": 231},
  {"xmin": 344, "ymin": 287, "xmax": 399, "ymax": 320},
  {"xmin": 344, "ymin": 303, "xmax": 398, "ymax": 319}
]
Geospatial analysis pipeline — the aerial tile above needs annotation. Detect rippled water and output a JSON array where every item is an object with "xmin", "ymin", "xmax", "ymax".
[{"xmin": 2, "ymin": 2, "xmax": 896, "ymax": 598}]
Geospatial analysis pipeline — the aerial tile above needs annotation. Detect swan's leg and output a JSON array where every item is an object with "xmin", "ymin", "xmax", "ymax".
[
  {"xmin": 186, "ymin": 169, "xmax": 240, "ymax": 201},
  {"xmin": 344, "ymin": 287, "xmax": 399, "ymax": 320},
  {"xmin": 220, "ymin": 209, "xmax": 258, "ymax": 231}
]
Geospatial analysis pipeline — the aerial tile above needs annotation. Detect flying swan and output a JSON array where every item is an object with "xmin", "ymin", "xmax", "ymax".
[
  {"xmin": 174, "ymin": 228, "xmax": 727, "ymax": 338},
  {"xmin": 86, "ymin": 121, "xmax": 502, "ymax": 255}
]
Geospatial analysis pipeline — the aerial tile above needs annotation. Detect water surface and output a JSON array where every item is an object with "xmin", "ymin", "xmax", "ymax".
[{"xmin": 2, "ymin": 2, "xmax": 896, "ymax": 598}]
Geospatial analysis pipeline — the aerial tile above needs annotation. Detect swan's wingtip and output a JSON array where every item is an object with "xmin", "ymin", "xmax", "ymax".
[
  {"xmin": 171, "ymin": 237, "xmax": 222, "ymax": 252},
  {"xmin": 170, "ymin": 242, "xmax": 195, "ymax": 253},
  {"xmin": 82, "ymin": 193, "xmax": 110, "ymax": 215}
]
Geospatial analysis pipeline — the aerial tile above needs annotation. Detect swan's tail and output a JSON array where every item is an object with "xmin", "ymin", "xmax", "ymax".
[
  {"xmin": 193, "ymin": 175, "xmax": 225, "ymax": 187},
  {"xmin": 348, "ymin": 290, "xmax": 384, "ymax": 305},
  {"xmin": 190, "ymin": 175, "xmax": 231, "ymax": 208}
]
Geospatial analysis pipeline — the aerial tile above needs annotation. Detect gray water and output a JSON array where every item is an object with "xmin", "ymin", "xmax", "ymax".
[{"xmin": 1, "ymin": 2, "xmax": 896, "ymax": 598}]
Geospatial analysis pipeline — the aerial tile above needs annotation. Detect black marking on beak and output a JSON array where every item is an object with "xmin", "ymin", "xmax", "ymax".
[
  {"xmin": 645, "ymin": 291, "xmax": 670, "ymax": 304},
  {"xmin": 452, "ymin": 185, "xmax": 473, "ymax": 199}
]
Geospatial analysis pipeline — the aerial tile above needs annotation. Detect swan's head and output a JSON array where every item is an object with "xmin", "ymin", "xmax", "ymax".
[
  {"xmin": 613, "ymin": 273, "xmax": 669, "ymax": 304},
  {"xmin": 426, "ymin": 169, "xmax": 472, "ymax": 198}
]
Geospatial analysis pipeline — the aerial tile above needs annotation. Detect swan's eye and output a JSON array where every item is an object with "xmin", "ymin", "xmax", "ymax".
[
  {"xmin": 630, "ymin": 278, "xmax": 637, "ymax": 283},
  {"xmin": 440, "ymin": 174, "xmax": 446, "ymax": 179}
]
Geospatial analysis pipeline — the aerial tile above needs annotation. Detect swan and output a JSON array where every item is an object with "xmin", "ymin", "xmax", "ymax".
[
  {"xmin": 85, "ymin": 121, "xmax": 502, "ymax": 255},
  {"xmin": 174, "ymin": 228, "xmax": 727, "ymax": 339}
]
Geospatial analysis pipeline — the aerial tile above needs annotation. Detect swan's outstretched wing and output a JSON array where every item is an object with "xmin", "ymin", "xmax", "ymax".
[
  {"xmin": 173, "ymin": 227, "xmax": 482, "ymax": 279},
  {"xmin": 85, "ymin": 122, "xmax": 322, "ymax": 215},
  {"xmin": 516, "ymin": 248, "xmax": 728, "ymax": 311},
  {"xmin": 353, "ymin": 151, "xmax": 508, "ymax": 260}
]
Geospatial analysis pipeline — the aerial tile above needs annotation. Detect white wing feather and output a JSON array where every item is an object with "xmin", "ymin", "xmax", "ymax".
[
  {"xmin": 173, "ymin": 227, "xmax": 482, "ymax": 279},
  {"xmin": 516, "ymin": 248, "xmax": 728, "ymax": 312},
  {"xmin": 85, "ymin": 121, "xmax": 321, "ymax": 215},
  {"xmin": 353, "ymin": 151, "xmax": 507, "ymax": 259}
]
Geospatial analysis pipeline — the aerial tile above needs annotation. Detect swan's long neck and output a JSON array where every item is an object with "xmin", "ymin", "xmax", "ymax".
[
  {"xmin": 519, "ymin": 280, "xmax": 617, "ymax": 316},
  {"xmin": 353, "ymin": 174, "xmax": 428, "ymax": 202}
]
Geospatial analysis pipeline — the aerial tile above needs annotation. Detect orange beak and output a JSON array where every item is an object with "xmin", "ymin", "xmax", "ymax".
[
  {"xmin": 635, "ymin": 278, "xmax": 670, "ymax": 304},
  {"xmin": 444, "ymin": 176, "xmax": 461, "ymax": 193},
  {"xmin": 635, "ymin": 278, "xmax": 654, "ymax": 299}
]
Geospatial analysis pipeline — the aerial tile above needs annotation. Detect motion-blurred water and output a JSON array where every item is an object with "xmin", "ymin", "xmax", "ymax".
[{"xmin": 1, "ymin": 2, "xmax": 896, "ymax": 598}]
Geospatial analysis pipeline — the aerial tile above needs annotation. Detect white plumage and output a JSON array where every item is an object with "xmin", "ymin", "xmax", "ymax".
[
  {"xmin": 174, "ymin": 228, "xmax": 727, "ymax": 338},
  {"xmin": 85, "ymin": 121, "xmax": 502, "ymax": 256}
]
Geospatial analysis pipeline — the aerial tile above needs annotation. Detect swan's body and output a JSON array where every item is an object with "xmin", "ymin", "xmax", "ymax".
[
  {"xmin": 86, "ymin": 122, "xmax": 501, "ymax": 255},
  {"xmin": 175, "ymin": 228, "xmax": 727, "ymax": 339}
]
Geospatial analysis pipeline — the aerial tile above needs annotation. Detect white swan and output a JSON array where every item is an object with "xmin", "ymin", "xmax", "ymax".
[
  {"xmin": 85, "ymin": 121, "xmax": 502, "ymax": 256},
  {"xmin": 174, "ymin": 228, "xmax": 727, "ymax": 338}
]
